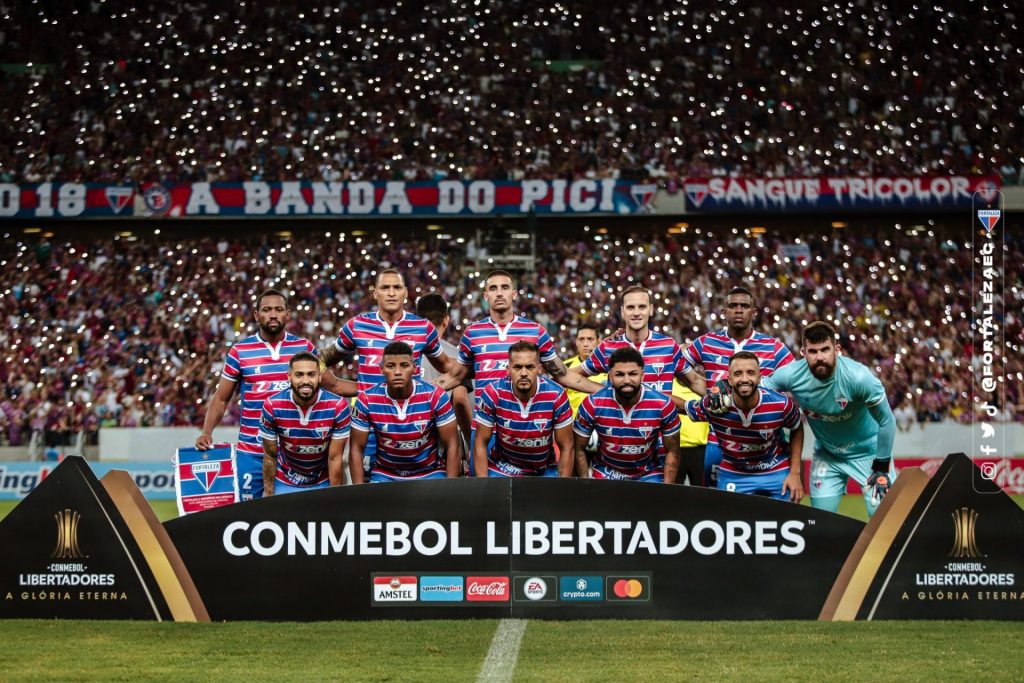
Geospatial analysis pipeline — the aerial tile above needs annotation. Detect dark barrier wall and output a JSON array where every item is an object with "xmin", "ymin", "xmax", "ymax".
[{"xmin": 164, "ymin": 477, "xmax": 864, "ymax": 620}]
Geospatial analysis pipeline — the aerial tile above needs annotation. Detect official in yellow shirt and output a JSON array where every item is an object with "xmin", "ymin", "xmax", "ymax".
[
  {"xmin": 673, "ymin": 379, "xmax": 710, "ymax": 486},
  {"xmin": 564, "ymin": 323, "xmax": 606, "ymax": 416}
]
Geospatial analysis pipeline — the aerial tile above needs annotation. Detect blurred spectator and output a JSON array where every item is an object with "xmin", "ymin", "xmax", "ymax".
[
  {"xmin": 0, "ymin": 224, "xmax": 1020, "ymax": 450},
  {"xmin": 0, "ymin": 1, "xmax": 1019, "ymax": 184}
]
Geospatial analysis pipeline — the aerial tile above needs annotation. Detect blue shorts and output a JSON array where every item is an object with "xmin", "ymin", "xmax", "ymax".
[
  {"xmin": 369, "ymin": 468, "xmax": 447, "ymax": 483},
  {"xmin": 591, "ymin": 463, "xmax": 664, "ymax": 483},
  {"xmin": 274, "ymin": 479, "xmax": 329, "ymax": 495},
  {"xmin": 703, "ymin": 442, "xmax": 723, "ymax": 487},
  {"xmin": 718, "ymin": 467, "xmax": 790, "ymax": 501},
  {"xmin": 361, "ymin": 432, "xmax": 378, "ymax": 477},
  {"xmin": 469, "ymin": 428, "xmax": 497, "ymax": 477},
  {"xmin": 236, "ymin": 449, "xmax": 264, "ymax": 501}
]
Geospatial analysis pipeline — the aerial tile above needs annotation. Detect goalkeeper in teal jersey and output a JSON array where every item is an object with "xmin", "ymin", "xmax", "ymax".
[{"xmin": 761, "ymin": 321, "xmax": 896, "ymax": 517}]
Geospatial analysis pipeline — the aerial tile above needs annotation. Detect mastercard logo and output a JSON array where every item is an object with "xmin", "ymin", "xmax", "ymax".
[{"xmin": 612, "ymin": 579, "xmax": 645, "ymax": 599}]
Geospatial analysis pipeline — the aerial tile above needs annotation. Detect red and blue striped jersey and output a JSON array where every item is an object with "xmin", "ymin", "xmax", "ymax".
[
  {"xmin": 334, "ymin": 311, "xmax": 443, "ymax": 392},
  {"xmin": 351, "ymin": 378, "xmax": 456, "ymax": 478},
  {"xmin": 682, "ymin": 329, "xmax": 794, "ymax": 384},
  {"xmin": 685, "ymin": 387, "xmax": 801, "ymax": 474},
  {"xmin": 259, "ymin": 388, "xmax": 350, "ymax": 487},
  {"xmin": 579, "ymin": 330, "xmax": 688, "ymax": 394},
  {"xmin": 221, "ymin": 332, "xmax": 316, "ymax": 456},
  {"xmin": 681, "ymin": 329, "xmax": 794, "ymax": 445},
  {"xmin": 476, "ymin": 376, "xmax": 573, "ymax": 474},
  {"xmin": 457, "ymin": 316, "xmax": 558, "ymax": 398},
  {"xmin": 574, "ymin": 386, "xmax": 681, "ymax": 479}
]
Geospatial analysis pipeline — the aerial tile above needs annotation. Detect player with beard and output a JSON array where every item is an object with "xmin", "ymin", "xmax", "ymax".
[
  {"xmin": 684, "ymin": 352, "xmax": 804, "ymax": 501},
  {"xmin": 349, "ymin": 342, "xmax": 462, "ymax": 483},
  {"xmin": 572, "ymin": 347, "xmax": 682, "ymax": 482},
  {"xmin": 474, "ymin": 341, "xmax": 575, "ymax": 477},
  {"xmin": 680, "ymin": 286, "xmax": 795, "ymax": 488},
  {"xmin": 196, "ymin": 289, "xmax": 316, "ymax": 500},
  {"xmin": 434, "ymin": 270, "xmax": 603, "ymax": 473},
  {"xmin": 259, "ymin": 352, "xmax": 350, "ymax": 495},
  {"xmin": 760, "ymin": 321, "xmax": 896, "ymax": 516}
]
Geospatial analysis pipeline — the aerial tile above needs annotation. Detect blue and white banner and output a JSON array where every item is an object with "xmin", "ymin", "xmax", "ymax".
[{"xmin": 0, "ymin": 460, "xmax": 175, "ymax": 500}]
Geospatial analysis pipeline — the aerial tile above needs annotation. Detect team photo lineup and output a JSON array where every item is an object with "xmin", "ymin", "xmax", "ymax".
[{"xmin": 193, "ymin": 264, "xmax": 897, "ymax": 516}]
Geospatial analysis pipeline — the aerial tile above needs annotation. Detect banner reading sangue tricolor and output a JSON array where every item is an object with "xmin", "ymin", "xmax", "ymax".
[
  {"xmin": 683, "ymin": 176, "xmax": 1000, "ymax": 211},
  {"xmin": 0, "ymin": 179, "xmax": 658, "ymax": 218}
]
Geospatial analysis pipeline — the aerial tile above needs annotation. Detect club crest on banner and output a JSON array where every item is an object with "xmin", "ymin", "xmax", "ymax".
[
  {"xmin": 104, "ymin": 186, "xmax": 134, "ymax": 214},
  {"xmin": 629, "ymin": 183, "xmax": 658, "ymax": 213},
  {"xmin": 684, "ymin": 181, "xmax": 709, "ymax": 208},
  {"xmin": 977, "ymin": 209, "xmax": 1001, "ymax": 236}
]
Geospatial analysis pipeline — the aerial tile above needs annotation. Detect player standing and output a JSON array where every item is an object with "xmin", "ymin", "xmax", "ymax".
[
  {"xmin": 567, "ymin": 286, "xmax": 696, "ymax": 411},
  {"xmin": 681, "ymin": 286, "xmax": 795, "ymax": 487},
  {"xmin": 474, "ymin": 341, "xmax": 575, "ymax": 477},
  {"xmin": 761, "ymin": 321, "xmax": 896, "ymax": 516},
  {"xmin": 572, "ymin": 347, "xmax": 682, "ymax": 482},
  {"xmin": 259, "ymin": 352, "xmax": 350, "ymax": 495},
  {"xmin": 349, "ymin": 342, "xmax": 462, "ymax": 483},
  {"xmin": 434, "ymin": 270, "xmax": 603, "ymax": 472},
  {"xmin": 684, "ymin": 352, "xmax": 804, "ymax": 501},
  {"xmin": 196, "ymin": 289, "xmax": 316, "ymax": 500},
  {"xmin": 319, "ymin": 269, "xmax": 455, "ymax": 475}
]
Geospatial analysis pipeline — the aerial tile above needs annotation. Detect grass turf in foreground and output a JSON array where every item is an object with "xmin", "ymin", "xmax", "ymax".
[
  {"xmin": 516, "ymin": 620, "xmax": 1024, "ymax": 682},
  {"xmin": 1, "ymin": 620, "xmax": 1022, "ymax": 683},
  {"xmin": 0, "ymin": 619, "xmax": 496, "ymax": 683}
]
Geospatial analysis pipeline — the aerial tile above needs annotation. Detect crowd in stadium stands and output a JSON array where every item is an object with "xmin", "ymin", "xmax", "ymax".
[
  {"xmin": 0, "ymin": 227, "xmax": 1020, "ymax": 452},
  {"xmin": 0, "ymin": 1, "xmax": 1020, "ymax": 185}
]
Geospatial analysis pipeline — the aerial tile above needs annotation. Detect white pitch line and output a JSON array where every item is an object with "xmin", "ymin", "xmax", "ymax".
[{"xmin": 477, "ymin": 618, "xmax": 528, "ymax": 683}]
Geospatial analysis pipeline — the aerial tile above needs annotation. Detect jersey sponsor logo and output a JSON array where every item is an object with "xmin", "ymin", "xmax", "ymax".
[
  {"xmin": 610, "ymin": 444, "xmax": 651, "ymax": 455},
  {"xmin": 466, "ymin": 576, "xmax": 510, "ymax": 601},
  {"xmin": 505, "ymin": 436, "xmax": 551, "ymax": 448},
  {"xmin": 418, "ymin": 576, "xmax": 464, "ymax": 602},
  {"xmin": 382, "ymin": 433, "xmax": 432, "ymax": 450},
  {"xmin": 804, "ymin": 410, "xmax": 853, "ymax": 423},
  {"xmin": 480, "ymin": 359, "xmax": 507, "ymax": 372},
  {"xmin": 373, "ymin": 575, "xmax": 417, "ymax": 602},
  {"xmin": 251, "ymin": 380, "xmax": 289, "ymax": 394},
  {"xmin": 724, "ymin": 442, "xmax": 765, "ymax": 453},
  {"xmin": 291, "ymin": 443, "xmax": 327, "ymax": 455},
  {"xmin": 559, "ymin": 576, "xmax": 604, "ymax": 601},
  {"xmin": 608, "ymin": 576, "xmax": 650, "ymax": 601}
]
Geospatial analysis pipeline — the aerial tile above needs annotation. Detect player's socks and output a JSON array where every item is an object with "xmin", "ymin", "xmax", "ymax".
[{"xmin": 809, "ymin": 494, "xmax": 842, "ymax": 513}]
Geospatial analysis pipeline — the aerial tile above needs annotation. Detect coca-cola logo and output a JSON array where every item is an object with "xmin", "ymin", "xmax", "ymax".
[{"xmin": 466, "ymin": 576, "xmax": 510, "ymax": 602}]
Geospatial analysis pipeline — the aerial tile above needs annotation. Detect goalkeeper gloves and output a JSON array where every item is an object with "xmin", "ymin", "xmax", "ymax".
[
  {"xmin": 866, "ymin": 459, "xmax": 892, "ymax": 506},
  {"xmin": 701, "ymin": 379, "xmax": 733, "ymax": 416}
]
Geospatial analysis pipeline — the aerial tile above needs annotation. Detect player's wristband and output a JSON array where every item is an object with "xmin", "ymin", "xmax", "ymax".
[{"xmin": 870, "ymin": 458, "xmax": 891, "ymax": 474}]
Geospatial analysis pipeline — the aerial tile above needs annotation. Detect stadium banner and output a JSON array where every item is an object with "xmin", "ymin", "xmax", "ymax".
[
  {"xmin": 0, "ymin": 457, "xmax": 208, "ymax": 621},
  {"xmin": 0, "ymin": 460, "xmax": 175, "ymax": 501},
  {"xmin": 0, "ymin": 179, "xmax": 659, "ymax": 218},
  {"xmin": 3, "ymin": 454, "xmax": 1021, "ymax": 621},
  {"xmin": 174, "ymin": 446, "xmax": 239, "ymax": 516},
  {"xmin": 682, "ymin": 176, "xmax": 1001, "ymax": 212}
]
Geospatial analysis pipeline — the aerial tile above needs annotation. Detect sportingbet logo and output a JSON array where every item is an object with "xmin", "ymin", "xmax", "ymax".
[
  {"xmin": 419, "ymin": 576, "xmax": 464, "ymax": 602},
  {"xmin": 466, "ymin": 576, "xmax": 510, "ymax": 601},
  {"xmin": 373, "ymin": 575, "xmax": 417, "ymax": 602}
]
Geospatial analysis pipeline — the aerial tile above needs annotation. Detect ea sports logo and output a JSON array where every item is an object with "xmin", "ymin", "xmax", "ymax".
[{"xmin": 524, "ymin": 577, "xmax": 548, "ymax": 601}]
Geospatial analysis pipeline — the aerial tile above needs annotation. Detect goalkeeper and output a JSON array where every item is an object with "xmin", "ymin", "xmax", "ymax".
[{"xmin": 758, "ymin": 321, "xmax": 896, "ymax": 517}]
